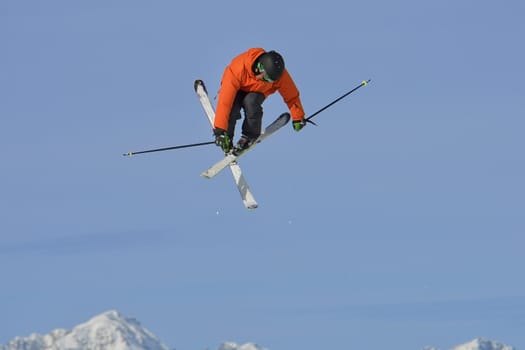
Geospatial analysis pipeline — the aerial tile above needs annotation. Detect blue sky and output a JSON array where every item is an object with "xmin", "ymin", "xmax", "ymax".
[{"xmin": 1, "ymin": 1, "xmax": 524, "ymax": 349}]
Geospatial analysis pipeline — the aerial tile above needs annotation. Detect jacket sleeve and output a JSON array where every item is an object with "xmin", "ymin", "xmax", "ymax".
[
  {"xmin": 277, "ymin": 70, "xmax": 305, "ymax": 122},
  {"xmin": 214, "ymin": 66, "xmax": 240, "ymax": 131}
]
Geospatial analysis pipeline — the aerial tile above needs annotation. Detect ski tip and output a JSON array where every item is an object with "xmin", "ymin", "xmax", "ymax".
[
  {"xmin": 194, "ymin": 79, "xmax": 207, "ymax": 93},
  {"xmin": 363, "ymin": 79, "xmax": 371, "ymax": 85},
  {"xmin": 280, "ymin": 112, "xmax": 291, "ymax": 123},
  {"xmin": 200, "ymin": 171, "xmax": 212, "ymax": 179},
  {"xmin": 123, "ymin": 152, "xmax": 133, "ymax": 157}
]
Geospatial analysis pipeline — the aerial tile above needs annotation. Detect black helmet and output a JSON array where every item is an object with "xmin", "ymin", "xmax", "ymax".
[{"xmin": 258, "ymin": 51, "xmax": 285, "ymax": 81}]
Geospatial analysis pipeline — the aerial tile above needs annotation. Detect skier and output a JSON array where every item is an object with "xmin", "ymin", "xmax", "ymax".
[{"xmin": 212, "ymin": 48, "xmax": 306, "ymax": 153}]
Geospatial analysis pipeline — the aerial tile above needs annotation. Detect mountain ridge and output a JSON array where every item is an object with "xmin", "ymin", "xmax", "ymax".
[
  {"xmin": 0, "ymin": 310, "xmax": 515, "ymax": 350},
  {"xmin": 451, "ymin": 338, "xmax": 515, "ymax": 350},
  {"xmin": 0, "ymin": 310, "xmax": 169, "ymax": 350}
]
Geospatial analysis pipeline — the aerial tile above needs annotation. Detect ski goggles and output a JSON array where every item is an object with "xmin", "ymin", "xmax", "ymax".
[{"xmin": 257, "ymin": 62, "xmax": 275, "ymax": 83}]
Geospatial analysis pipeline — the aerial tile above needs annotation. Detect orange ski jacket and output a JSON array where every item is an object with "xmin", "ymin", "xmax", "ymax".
[{"xmin": 214, "ymin": 48, "xmax": 305, "ymax": 131}]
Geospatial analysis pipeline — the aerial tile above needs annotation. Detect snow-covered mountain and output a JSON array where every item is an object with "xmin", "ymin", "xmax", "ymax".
[
  {"xmin": 0, "ymin": 310, "xmax": 515, "ymax": 350},
  {"xmin": 451, "ymin": 338, "xmax": 515, "ymax": 350},
  {"xmin": 218, "ymin": 342, "xmax": 266, "ymax": 350},
  {"xmin": 0, "ymin": 310, "xmax": 169, "ymax": 350},
  {"xmin": 423, "ymin": 338, "xmax": 515, "ymax": 350}
]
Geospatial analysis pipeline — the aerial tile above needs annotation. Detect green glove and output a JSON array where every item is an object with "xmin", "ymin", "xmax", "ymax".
[
  {"xmin": 293, "ymin": 119, "xmax": 306, "ymax": 132},
  {"xmin": 214, "ymin": 129, "xmax": 231, "ymax": 153}
]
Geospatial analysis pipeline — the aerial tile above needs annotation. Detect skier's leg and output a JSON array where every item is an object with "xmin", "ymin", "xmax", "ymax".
[
  {"xmin": 241, "ymin": 92, "xmax": 265, "ymax": 140},
  {"xmin": 227, "ymin": 91, "xmax": 246, "ymax": 139}
]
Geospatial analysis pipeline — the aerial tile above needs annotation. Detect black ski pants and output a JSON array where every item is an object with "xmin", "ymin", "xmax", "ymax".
[{"xmin": 226, "ymin": 91, "xmax": 265, "ymax": 140}]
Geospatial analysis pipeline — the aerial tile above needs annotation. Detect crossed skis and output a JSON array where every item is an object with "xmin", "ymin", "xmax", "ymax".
[{"xmin": 124, "ymin": 79, "xmax": 371, "ymax": 209}]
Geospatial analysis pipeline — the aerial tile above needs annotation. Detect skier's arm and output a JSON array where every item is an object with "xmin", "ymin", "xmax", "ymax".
[{"xmin": 214, "ymin": 67, "xmax": 240, "ymax": 131}]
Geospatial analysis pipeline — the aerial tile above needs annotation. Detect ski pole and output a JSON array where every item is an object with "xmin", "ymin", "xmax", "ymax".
[
  {"xmin": 123, "ymin": 140, "xmax": 215, "ymax": 157},
  {"xmin": 306, "ymin": 79, "xmax": 371, "ymax": 124}
]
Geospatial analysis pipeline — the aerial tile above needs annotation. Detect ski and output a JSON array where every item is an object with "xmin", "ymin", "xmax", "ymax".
[
  {"xmin": 200, "ymin": 112, "xmax": 290, "ymax": 179},
  {"xmin": 194, "ymin": 79, "xmax": 258, "ymax": 210}
]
